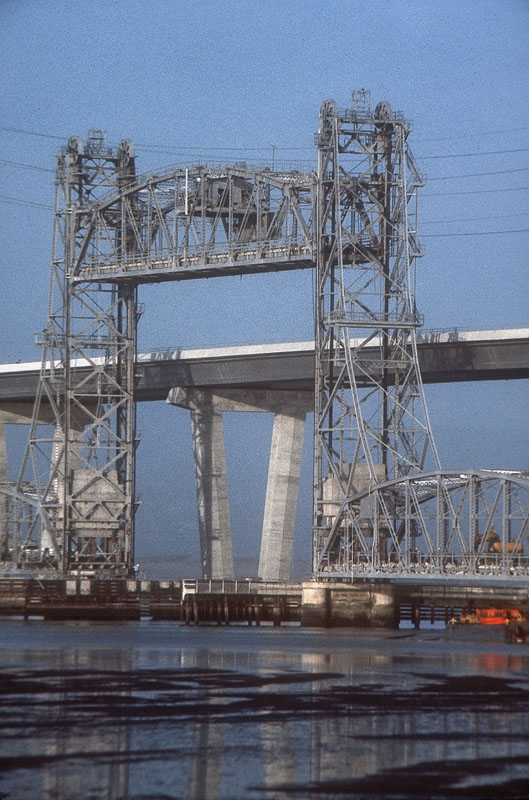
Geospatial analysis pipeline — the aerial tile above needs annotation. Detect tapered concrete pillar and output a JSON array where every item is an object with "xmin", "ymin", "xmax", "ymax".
[
  {"xmin": 259, "ymin": 411, "xmax": 305, "ymax": 581},
  {"xmin": 42, "ymin": 421, "xmax": 85, "ymax": 556},
  {"xmin": 0, "ymin": 422, "xmax": 7, "ymax": 481},
  {"xmin": 190, "ymin": 401, "xmax": 235, "ymax": 579}
]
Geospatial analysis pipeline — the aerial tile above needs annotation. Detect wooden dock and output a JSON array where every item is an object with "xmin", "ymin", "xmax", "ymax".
[{"xmin": 0, "ymin": 576, "xmax": 527, "ymax": 627}]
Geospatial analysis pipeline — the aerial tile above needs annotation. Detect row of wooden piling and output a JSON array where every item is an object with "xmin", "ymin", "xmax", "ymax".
[{"xmin": 182, "ymin": 595, "xmax": 290, "ymax": 626}]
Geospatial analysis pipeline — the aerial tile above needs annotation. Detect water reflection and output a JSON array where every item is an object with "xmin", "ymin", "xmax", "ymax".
[{"xmin": 0, "ymin": 621, "xmax": 528, "ymax": 799}]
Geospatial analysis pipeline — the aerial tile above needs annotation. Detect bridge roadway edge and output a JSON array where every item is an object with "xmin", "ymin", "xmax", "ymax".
[{"xmin": 1, "ymin": 330, "xmax": 528, "ymax": 406}]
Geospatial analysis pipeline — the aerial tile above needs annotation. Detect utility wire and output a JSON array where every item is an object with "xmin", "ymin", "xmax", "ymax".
[
  {"xmin": 1, "ymin": 124, "xmax": 529, "ymax": 159},
  {"xmin": 0, "ymin": 126, "xmax": 65, "ymax": 141},
  {"xmin": 420, "ymin": 147, "xmax": 529, "ymax": 159},
  {"xmin": 421, "ymin": 212, "xmax": 529, "ymax": 225},
  {"xmin": 424, "ymin": 186, "xmax": 529, "ymax": 197},
  {"xmin": 427, "ymin": 167, "xmax": 529, "ymax": 181},
  {"xmin": 422, "ymin": 229, "xmax": 529, "ymax": 237},
  {"xmin": 0, "ymin": 158, "xmax": 54, "ymax": 173},
  {"xmin": 0, "ymin": 192, "xmax": 526, "ymax": 238},
  {"xmin": 3, "ymin": 155, "xmax": 529, "ymax": 187},
  {"xmin": 0, "ymin": 195, "xmax": 53, "ymax": 209},
  {"xmin": 414, "ymin": 126, "xmax": 529, "ymax": 143},
  {"xmin": 133, "ymin": 146, "xmax": 529, "ymax": 162},
  {"xmin": 1, "ymin": 189, "xmax": 528, "ymax": 229}
]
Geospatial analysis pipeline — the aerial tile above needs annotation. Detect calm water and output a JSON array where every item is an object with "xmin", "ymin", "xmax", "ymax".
[{"xmin": 1, "ymin": 619, "xmax": 528, "ymax": 800}]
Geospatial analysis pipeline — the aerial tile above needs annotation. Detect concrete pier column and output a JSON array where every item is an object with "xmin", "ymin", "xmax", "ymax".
[
  {"xmin": 190, "ymin": 400, "xmax": 234, "ymax": 579},
  {"xmin": 0, "ymin": 404, "xmax": 50, "ymax": 557},
  {"xmin": 0, "ymin": 420, "xmax": 9, "ymax": 557},
  {"xmin": 259, "ymin": 410, "xmax": 306, "ymax": 582},
  {"xmin": 0, "ymin": 403, "xmax": 93, "ymax": 559},
  {"xmin": 43, "ymin": 421, "xmax": 86, "ymax": 556},
  {"xmin": 168, "ymin": 388, "xmax": 311, "ymax": 582},
  {"xmin": 0, "ymin": 421, "xmax": 7, "ymax": 481}
]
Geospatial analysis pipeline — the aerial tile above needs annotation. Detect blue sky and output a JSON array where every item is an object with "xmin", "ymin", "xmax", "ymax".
[{"xmin": 1, "ymin": 0, "xmax": 528, "ymax": 574}]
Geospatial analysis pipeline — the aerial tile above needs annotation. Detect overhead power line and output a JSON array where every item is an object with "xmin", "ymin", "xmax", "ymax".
[
  {"xmin": 422, "ymin": 212, "xmax": 529, "ymax": 225},
  {"xmin": 0, "ymin": 126, "xmax": 65, "ymax": 141},
  {"xmin": 0, "ymin": 194, "xmax": 53, "ymax": 209},
  {"xmin": 3, "ymin": 154, "xmax": 529, "ymax": 189},
  {"xmin": 1, "ymin": 185, "xmax": 527, "ymax": 230},
  {"xmin": 0, "ymin": 192, "xmax": 526, "ymax": 238},
  {"xmin": 427, "ymin": 167, "xmax": 529, "ymax": 181},
  {"xmin": 420, "ymin": 147, "xmax": 529, "ymax": 160},
  {"xmin": 414, "ymin": 126, "xmax": 529, "ymax": 143},
  {"xmin": 424, "ymin": 186, "xmax": 529, "ymax": 197},
  {"xmin": 422, "ymin": 229, "xmax": 529, "ymax": 237},
  {"xmin": 1, "ymin": 125, "xmax": 529, "ymax": 160},
  {"xmin": 0, "ymin": 158, "xmax": 54, "ymax": 173}
]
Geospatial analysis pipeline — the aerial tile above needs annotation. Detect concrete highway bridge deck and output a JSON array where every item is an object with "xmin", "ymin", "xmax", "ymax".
[{"xmin": 1, "ymin": 328, "xmax": 528, "ymax": 405}]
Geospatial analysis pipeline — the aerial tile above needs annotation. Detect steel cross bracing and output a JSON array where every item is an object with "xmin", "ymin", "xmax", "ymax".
[
  {"xmin": 12, "ymin": 132, "xmax": 140, "ymax": 575},
  {"xmin": 322, "ymin": 470, "xmax": 529, "ymax": 580},
  {"xmin": 2, "ymin": 92, "xmax": 528, "ymax": 581},
  {"xmin": 3, "ymin": 145, "xmax": 315, "ymax": 576},
  {"xmin": 75, "ymin": 164, "xmax": 315, "ymax": 284}
]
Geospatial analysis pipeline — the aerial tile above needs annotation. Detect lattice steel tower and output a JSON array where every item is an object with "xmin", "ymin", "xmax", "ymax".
[
  {"xmin": 313, "ymin": 91, "xmax": 441, "ymax": 575},
  {"xmin": 17, "ymin": 132, "xmax": 139, "ymax": 575}
]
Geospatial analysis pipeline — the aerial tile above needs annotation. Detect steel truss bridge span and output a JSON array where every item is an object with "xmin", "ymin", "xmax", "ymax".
[
  {"xmin": 74, "ymin": 163, "xmax": 315, "ymax": 284},
  {"xmin": 316, "ymin": 469, "xmax": 529, "ymax": 580},
  {"xmin": 3, "ymin": 94, "xmax": 528, "ymax": 585}
]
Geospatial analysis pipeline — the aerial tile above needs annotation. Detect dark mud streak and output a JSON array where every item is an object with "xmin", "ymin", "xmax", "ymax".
[
  {"xmin": 0, "ymin": 670, "xmax": 529, "ymax": 718},
  {"xmin": 250, "ymin": 754, "xmax": 529, "ymax": 799},
  {"xmin": 1, "ymin": 668, "xmax": 529, "ymax": 732}
]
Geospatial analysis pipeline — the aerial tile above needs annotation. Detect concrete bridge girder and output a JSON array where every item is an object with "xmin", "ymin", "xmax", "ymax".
[
  {"xmin": 2, "ymin": 331, "xmax": 528, "ymax": 408},
  {"xmin": 167, "ymin": 388, "xmax": 312, "ymax": 581}
]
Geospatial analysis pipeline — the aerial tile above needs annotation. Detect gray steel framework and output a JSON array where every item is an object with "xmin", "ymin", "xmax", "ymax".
[
  {"xmin": 12, "ymin": 132, "xmax": 140, "ymax": 575},
  {"xmin": 313, "ymin": 92, "xmax": 439, "ymax": 571},
  {"xmin": 321, "ymin": 470, "xmax": 529, "ymax": 578},
  {"xmin": 2, "ymin": 149, "xmax": 315, "ymax": 575},
  {"xmin": 1, "ymin": 92, "xmax": 527, "ymax": 581},
  {"xmin": 75, "ymin": 164, "xmax": 314, "ymax": 284},
  {"xmin": 311, "ymin": 92, "xmax": 528, "ymax": 580}
]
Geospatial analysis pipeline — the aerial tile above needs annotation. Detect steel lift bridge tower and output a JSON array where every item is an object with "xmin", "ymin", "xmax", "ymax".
[
  {"xmin": 12, "ymin": 132, "xmax": 140, "ymax": 575},
  {"xmin": 312, "ymin": 91, "xmax": 529, "ymax": 580}
]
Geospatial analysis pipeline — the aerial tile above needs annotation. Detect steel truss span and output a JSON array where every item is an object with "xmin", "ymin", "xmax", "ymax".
[
  {"xmin": 74, "ymin": 164, "xmax": 315, "ymax": 284},
  {"xmin": 315, "ymin": 470, "xmax": 529, "ymax": 580}
]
